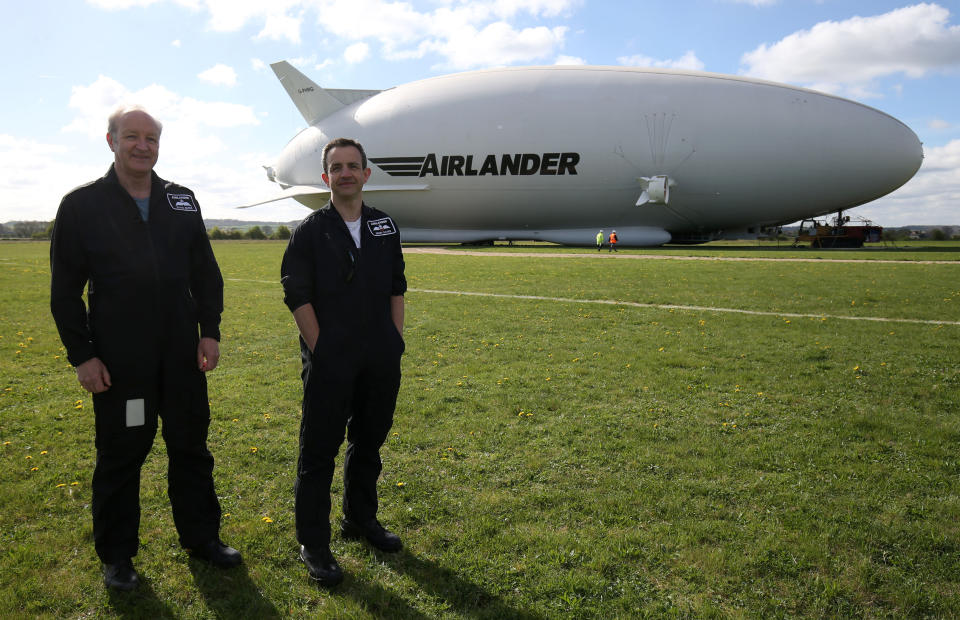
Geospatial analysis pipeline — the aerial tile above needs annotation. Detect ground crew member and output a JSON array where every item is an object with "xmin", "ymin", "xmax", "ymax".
[
  {"xmin": 596, "ymin": 229, "xmax": 603, "ymax": 251},
  {"xmin": 50, "ymin": 105, "xmax": 241, "ymax": 592},
  {"xmin": 280, "ymin": 137, "xmax": 406, "ymax": 587},
  {"xmin": 609, "ymin": 229, "xmax": 618, "ymax": 251}
]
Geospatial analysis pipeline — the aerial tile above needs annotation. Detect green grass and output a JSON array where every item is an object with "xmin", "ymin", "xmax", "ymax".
[{"xmin": 2, "ymin": 240, "xmax": 959, "ymax": 618}]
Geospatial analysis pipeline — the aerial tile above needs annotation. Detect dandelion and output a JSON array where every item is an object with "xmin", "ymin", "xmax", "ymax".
[
  {"xmin": 250, "ymin": 447, "xmax": 259, "ymax": 453},
  {"xmin": 25, "ymin": 455, "xmax": 32, "ymax": 460},
  {"xmin": 232, "ymin": 418, "xmax": 239, "ymax": 422},
  {"xmin": 658, "ymin": 347, "xmax": 664, "ymax": 352},
  {"xmin": 31, "ymin": 467, "xmax": 39, "ymax": 472},
  {"xmin": 71, "ymin": 482, "xmax": 79, "ymax": 486},
  {"xmin": 397, "ymin": 482, "xmax": 405, "ymax": 488},
  {"xmin": 40, "ymin": 451, "xmax": 48, "ymax": 455},
  {"xmin": 392, "ymin": 432, "xmax": 399, "ymax": 437},
  {"xmin": 74, "ymin": 400, "xmax": 83, "ymax": 409},
  {"xmin": 56, "ymin": 483, "xmax": 67, "ymax": 488},
  {"xmin": 262, "ymin": 516, "xmax": 273, "ymax": 523}
]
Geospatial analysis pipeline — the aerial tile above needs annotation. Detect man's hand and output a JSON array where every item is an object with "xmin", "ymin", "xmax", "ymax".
[
  {"xmin": 77, "ymin": 357, "xmax": 112, "ymax": 393},
  {"xmin": 197, "ymin": 337, "xmax": 220, "ymax": 372}
]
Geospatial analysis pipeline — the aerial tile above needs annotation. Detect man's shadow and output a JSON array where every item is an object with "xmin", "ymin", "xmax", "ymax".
[
  {"xmin": 106, "ymin": 576, "xmax": 178, "ymax": 619},
  {"xmin": 188, "ymin": 559, "xmax": 282, "ymax": 619},
  {"xmin": 339, "ymin": 548, "xmax": 546, "ymax": 620}
]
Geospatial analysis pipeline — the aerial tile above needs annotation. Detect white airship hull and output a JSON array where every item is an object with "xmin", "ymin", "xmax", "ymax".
[{"xmin": 261, "ymin": 64, "xmax": 923, "ymax": 246}]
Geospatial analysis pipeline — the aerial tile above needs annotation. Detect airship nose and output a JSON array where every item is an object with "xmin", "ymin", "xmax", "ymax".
[{"xmin": 858, "ymin": 112, "xmax": 924, "ymax": 199}]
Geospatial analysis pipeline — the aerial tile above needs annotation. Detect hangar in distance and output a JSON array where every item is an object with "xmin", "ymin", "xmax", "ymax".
[{"xmin": 245, "ymin": 61, "xmax": 924, "ymax": 247}]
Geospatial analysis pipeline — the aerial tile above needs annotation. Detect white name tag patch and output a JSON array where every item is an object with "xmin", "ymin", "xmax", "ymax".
[
  {"xmin": 125, "ymin": 399, "xmax": 145, "ymax": 427},
  {"xmin": 368, "ymin": 217, "xmax": 397, "ymax": 237},
  {"xmin": 167, "ymin": 193, "xmax": 197, "ymax": 212}
]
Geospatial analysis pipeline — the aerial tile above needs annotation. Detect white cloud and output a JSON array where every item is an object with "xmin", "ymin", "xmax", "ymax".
[
  {"xmin": 62, "ymin": 75, "xmax": 259, "ymax": 149},
  {"xmin": 740, "ymin": 4, "xmax": 960, "ymax": 98},
  {"xmin": 251, "ymin": 58, "xmax": 267, "ymax": 71},
  {"xmin": 89, "ymin": 0, "xmax": 581, "ymax": 69},
  {"xmin": 0, "ymin": 135, "xmax": 103, "ymax": 221},
  {"xmin": 344, "ymin": 42, "xmax": 370, "ymax": 64},
  {"xmin": 198, "ymin": 63, "xmax": 238, "ymax": 86},
  {"xmin": 555, "ymin": 55, "xmax": 586, "ymax": 65},
  {"xmin": 256, "ymin": 10, "xmax": 303, "ymax": 43},
  {"xmin": 929, "ymin": 118, "xmax": 953, "ymax": 130},
  {"xmin": 426, "ymin": 22, "xmax": 567, "ymax": 70},
  {"xmin": 171, "ymin": 39, "xmax": 181, "ymax": 47},
  {"xmin": 618, "ymin": 50, "xmax": 705, "ymax": 71}
]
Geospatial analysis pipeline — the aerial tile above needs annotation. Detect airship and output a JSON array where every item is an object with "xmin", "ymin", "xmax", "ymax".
[{"xmin": 247, "ymin": 61, "xmax": 923, "ymax": 247}]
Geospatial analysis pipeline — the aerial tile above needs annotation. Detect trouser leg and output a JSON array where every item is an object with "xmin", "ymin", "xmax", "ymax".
[
  {"xmin": 159, "ymin": 360, "xmax": 221, "ymax": 549},
  {"xmin": 295, "ymin": 352, "xmax": 352, "ymax": 547},
  {"xmin": 91, "ymin": 389, "xmax": 158, "ymax": 563},
  {"xmin": 342, "ymin": 353, "xmax": 401, "ymax": 522}
]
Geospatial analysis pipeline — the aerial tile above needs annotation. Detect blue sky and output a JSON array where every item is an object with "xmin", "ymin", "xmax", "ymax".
[{"xmin": 1, "ymin": 0, "xmax": 958, "ymax": 227}]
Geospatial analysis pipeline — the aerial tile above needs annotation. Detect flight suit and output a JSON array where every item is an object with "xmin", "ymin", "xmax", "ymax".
[
  {"xmin": 50, "ymin": 165, "xmax": 224, "ymax": 563},
  {"xmin": 280, "ymin": 202, "xmax": 406, "ymax": 548}
]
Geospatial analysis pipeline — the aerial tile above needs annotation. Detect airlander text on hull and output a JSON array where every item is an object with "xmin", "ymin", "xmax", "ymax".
[{"xmin": 370, "ymin": 153, "xmax": 581, "ymax": 178}]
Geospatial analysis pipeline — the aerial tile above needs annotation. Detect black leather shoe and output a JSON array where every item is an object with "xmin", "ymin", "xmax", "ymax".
[
  {"xmin": 341, "ymin": 517, "xmax": 403, "ymax": 552},
  {"xmin": 103, "ymin": 559, "xmax": 139, "ymax": 591},
  {"xmin": 300, "ymin": 545, "xmax": 344, "ymax": 587},
  {"xmin": 188, "ymin": 539, "xmax": 242, "ymax": 568}
]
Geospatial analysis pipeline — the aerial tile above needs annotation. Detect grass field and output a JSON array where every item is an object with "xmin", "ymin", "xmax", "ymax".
[{"xmin": 2, "ymin": 240, "xmax": 959, "ymax": 618}]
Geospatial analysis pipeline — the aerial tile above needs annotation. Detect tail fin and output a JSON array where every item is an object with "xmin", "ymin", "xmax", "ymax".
[{"xmin": 270, "ymin": 61, "xmax": 381, "ymax": 125}]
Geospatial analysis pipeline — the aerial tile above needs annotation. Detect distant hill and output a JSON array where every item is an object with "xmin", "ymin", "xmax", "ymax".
[{"xmin": 203, "ymin": 219, "xmax": 302, "ymax": 231}]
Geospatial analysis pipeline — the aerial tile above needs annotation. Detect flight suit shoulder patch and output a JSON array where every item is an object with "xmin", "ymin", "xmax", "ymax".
[
  {"xmin": 167, "ymin": 193, "xmax": 197, "ymax": 212},
  {"xmin": 367, "ymin": 217, "xmax": 397, "ymax": 236}
]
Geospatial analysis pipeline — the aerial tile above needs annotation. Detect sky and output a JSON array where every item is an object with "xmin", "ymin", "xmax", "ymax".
[{"xmin": 1, "ymin": 0, "xmax": 959, "ymax": 227}]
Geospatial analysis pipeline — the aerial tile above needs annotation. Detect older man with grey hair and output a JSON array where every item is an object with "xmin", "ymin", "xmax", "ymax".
[{"xmin": 50, "ymin": 105, "xmax": 241, "ymax": 591}]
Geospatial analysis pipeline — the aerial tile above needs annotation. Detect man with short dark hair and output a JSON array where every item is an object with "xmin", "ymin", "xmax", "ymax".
[
  {"xmin": 281, "ymin": 137, "xmax": 406, "ymax": 587},
  {"xmin": 50, "ymin": 105, "xmax": 241, "ymax": 592}
]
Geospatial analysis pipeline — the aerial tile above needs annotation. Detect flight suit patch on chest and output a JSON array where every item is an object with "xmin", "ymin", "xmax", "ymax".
[
  {"xmin": 167, "ymin": 193, "xmax": 197, "ymax": 212},
  {"xmin": 367, "ymin": 217, "xmax": 397, "ymax": 236}
]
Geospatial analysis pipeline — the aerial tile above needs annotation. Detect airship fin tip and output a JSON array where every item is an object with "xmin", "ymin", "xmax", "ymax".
[{"xmin": 270, "ymin": 61, "xmax": 379, "ymax": 125}]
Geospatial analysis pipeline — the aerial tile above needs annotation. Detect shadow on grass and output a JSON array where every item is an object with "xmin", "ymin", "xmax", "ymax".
[
  {"xmin": 106, "ymin": 576, "xmax": 178, "ymax": 619},
  {"xmin": 188, "ymin": 558, "xmax": 282, "ymax": 619},
  {"xmin": 341, "ymin": 549, "xmax": 545, "ymax": 620}
]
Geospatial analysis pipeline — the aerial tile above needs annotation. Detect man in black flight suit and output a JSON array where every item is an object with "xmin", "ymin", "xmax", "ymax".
[
  {"xmin": 281, "ymin": 137, "xmax": 406, "ymax": 587},
  {"xmin": 50, "ymin": 105, "xmax": 241, "ymax": 592}
]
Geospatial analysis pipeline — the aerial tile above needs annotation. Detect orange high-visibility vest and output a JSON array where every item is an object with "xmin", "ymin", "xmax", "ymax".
[{"xmin": 609, "ymin": 233, "xmax": 618, "ymax": 244}]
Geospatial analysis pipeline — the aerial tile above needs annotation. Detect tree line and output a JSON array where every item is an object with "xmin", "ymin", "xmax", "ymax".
[
  {"xmin": 0, "ymin": 222, "xmax": 291, "ymax": 241},
  {"xmin": 207, "ymin": 225, "xmax": 291, "ymax": 240}
]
